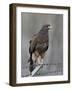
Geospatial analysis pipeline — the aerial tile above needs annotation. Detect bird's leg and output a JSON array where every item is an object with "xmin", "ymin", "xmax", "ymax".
[
  {"xmin": 41, "ymin": 59, "xmax": 43, "ymax": 65},
  {"xmin": 37, "ymin": 56, "xmax": 43, "ymax": 65},
  {"xmin": 32, "ymin": 53, "xmax": 36, "ymax": 62},
  {"xmin": 41, "ymin": 53, "xmax": 45, "ymax": 58},
  {"xmin": 37, "ymin": 53, "xmax": 45, "ymax": 65},
  {"xmin": 33, "ymin": 51, "xmax": 39, "ymax": 64}
]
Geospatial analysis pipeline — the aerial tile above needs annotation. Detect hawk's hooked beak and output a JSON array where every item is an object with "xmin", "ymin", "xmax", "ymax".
[{"xmin": 48, "ymin": 25, "xmax": 52, "ymax": 30}]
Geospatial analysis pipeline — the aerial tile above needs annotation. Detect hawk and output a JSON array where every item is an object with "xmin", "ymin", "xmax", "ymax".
[{"xmin": 28, "ymin": 24, "xmax": 51, "ymax": 74}]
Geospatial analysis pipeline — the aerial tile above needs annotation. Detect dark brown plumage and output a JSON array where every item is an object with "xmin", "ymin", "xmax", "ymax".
[{"xmin": 29, "ymin": 24, "xmax": 51, "ymax": 73}]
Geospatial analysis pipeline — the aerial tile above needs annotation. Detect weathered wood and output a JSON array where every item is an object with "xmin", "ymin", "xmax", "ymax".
[{"xmin": 30, "ymin": 64, "xmax": 43, "ymax": 76}]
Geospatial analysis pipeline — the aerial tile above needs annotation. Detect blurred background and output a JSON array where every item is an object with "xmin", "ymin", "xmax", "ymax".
[{"xmin": 21, "ymin": 12, "xmax": 63, "ymax": 77}]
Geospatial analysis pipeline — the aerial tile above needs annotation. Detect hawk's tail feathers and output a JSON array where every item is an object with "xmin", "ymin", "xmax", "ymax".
[{"xmin": 28, "ymin": 54, "xmax": 34, "ymax": 73}]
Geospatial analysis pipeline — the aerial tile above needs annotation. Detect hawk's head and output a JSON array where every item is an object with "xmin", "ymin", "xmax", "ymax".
[{"xmin": 42, "ymin": 24, "xmax": 51, "ymax": 30}]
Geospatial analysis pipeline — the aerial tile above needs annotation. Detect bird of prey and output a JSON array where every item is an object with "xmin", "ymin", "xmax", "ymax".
[{"xmin": 28, "ymin": 24, "xmax": 51, "ymax": 74}]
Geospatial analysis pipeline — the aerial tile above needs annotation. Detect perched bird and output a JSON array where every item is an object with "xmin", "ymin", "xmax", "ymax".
[{"xmin": 28, "ymin": 24, "xmax": 51, "ymax": 74}]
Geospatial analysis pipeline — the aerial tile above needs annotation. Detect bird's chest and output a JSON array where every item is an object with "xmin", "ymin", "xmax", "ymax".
[{"xmin": 37, "ymin": 34, "xmax": 48, "ymax": 43}]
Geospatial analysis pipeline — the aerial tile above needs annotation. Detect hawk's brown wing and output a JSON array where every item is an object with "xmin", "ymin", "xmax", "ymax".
[
  {"xmin": 29, "ymin": 35, "xmax": 37, "ymax": 54},
  {"xmin": 29, "ymin": 33, "xmax": 48, "ymax": 54}
]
